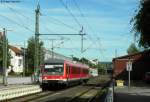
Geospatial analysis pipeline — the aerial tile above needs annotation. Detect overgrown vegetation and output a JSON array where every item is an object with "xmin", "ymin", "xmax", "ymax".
[
  {"xmin": 72, "ymin": 56, "xmax": 111, "ymax": 74},
  {"xmin": 25, "ymin": 36, "xmax": 45, "ymax": 76},
  {"xmin": 127, "ymin": 43, "xmax": 140, "ymax": 55},
  {"xmin": 131, "ymin": 0, "xmax": 150, "ymax": 48}
]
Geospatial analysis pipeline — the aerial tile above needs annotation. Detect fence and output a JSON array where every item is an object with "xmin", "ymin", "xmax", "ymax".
[
  {"xmin": 104, "ymin": 80, "xmax": 114, "ymax": 102},
  {"xmin": 0, "ymin": 85, "xmax": 42, "ymax": 101}
]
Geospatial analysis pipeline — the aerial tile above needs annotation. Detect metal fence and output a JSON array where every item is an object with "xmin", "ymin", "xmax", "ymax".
[
  {"xmin": 104, "ymin": 81, "xmax": 114, "ymax": 102},
  {"xmin": 0, "ymin": 76, "xmax": 33, "ymax": 85}
]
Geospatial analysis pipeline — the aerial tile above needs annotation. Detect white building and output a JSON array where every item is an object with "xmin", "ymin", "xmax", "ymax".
[
  {"xmin": 44, "ymin": 49, "xmax": 71, "ymax": 61},
  {"xmin": 9, "ymin": 45, "xmax": 23, "ymax": 73}
]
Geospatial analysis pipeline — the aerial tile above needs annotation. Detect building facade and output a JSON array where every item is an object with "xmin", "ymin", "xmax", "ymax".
[
  {"xmin": 9, "ymin": 45, "xmax": 23, "ymax": 73},
  {"xmin": 113, "ymin": 50, "xmax": 150, "ymax": 80},
  {"xmin": 44, "ymin": 49, "xmax": 71, "ymax": 61}
]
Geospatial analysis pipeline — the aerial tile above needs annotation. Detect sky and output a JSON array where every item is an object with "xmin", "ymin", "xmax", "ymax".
[{"xmin": 0, "ymin": 0, "xmax": 140, "ymax": 61}]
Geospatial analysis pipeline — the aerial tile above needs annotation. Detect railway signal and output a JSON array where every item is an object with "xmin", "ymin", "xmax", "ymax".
[{"xmin": 126, "ymin": 60, "xmax": 132, "ymax": 89}]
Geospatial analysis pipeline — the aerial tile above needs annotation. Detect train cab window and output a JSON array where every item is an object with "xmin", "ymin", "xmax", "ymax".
[{"xmin": 44, "ymin": 64, "xmax": 64, "ymax": 75}]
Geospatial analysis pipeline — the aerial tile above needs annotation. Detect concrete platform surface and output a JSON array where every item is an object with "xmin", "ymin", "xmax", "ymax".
[
  {"xmin": 0, "ymin": 84, "xmax": 42, "ymax": 101},
  {"xmin": 114, "ymin": 86, "xmax": 150, "ymax": 102}
]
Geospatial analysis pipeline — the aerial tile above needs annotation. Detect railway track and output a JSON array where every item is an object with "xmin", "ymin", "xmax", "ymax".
[
  {"xmin": 65, "ymin": 83, "xmax": 106, "ymax": 102},
  {"xmin": 5, "ymin": 85, "xmax": 86, "ymax": 102},
  {"xmin": 4, "ymin": 91, "xmax": 53, "ymax": 102},
  {"xmin": 66, "ymin": 77, "xmax": 111, "ymax": 102},
  {"xmin": 6, "ymin": 76, "xmax": 110, "ymax": 102}
]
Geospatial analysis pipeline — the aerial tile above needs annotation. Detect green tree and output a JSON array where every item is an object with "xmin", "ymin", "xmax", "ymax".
[
  {"xmin": 80, "ymin": 57, "xmax": 89, "ymax": 64},
  {"xmin": 0, "ymin": 41, "xmax": 2, "ymax": 68},
  {"xmin": 132, "ymin": 0, "xmax": 150, "ymax": 48},
  {"xmin": 26, "ymin": 36, "xmax": 44, "ymax": 75},
  {"xmin": 72, "ymin": 56, "xmax": 80, "ymax": 62},
  {"xmin": 0, "ymin": 37, "xmax": 10, "ymax": 70},
  {"xmin": 127, "ymin": 43, "xmax": 140, "ymax": 55}
]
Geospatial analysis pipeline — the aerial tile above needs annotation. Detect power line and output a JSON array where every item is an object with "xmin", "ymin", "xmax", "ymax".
[
  {"xmin": 59, "ymin": 0, "xmax": 82, "ymax": 28},
  {"xmin": 4, "ymin": 3, "xmax": 63, "ymax": 38},
  {"xmin": 5, "ymin": 5, "xmax": 34, "ymax": 22},
  {"xmin": 73, "ymin": 1, "xmax": 107, "ymax": 60},
  {"xmin": 72, "ymin": 0, "xmax": 84, "ymax": 18},
  {"xmin": 0, "ymin": 14, "xmax": 34, "ymax": 33},
  {"xmin": 72, "ymin": 0, "xmax": 100, "ymax": 52},
  {"xmin": 45, "ymin": 15, "xmax": 78, "ymax": 31}
]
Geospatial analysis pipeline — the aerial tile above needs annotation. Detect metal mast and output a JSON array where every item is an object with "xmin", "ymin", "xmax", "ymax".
[
  {"xmin": 2, "ymin": 28, "xmax": 8, "ymax": 85},
  {"xmin": 34, "ymin": 2, "xmax": 40, "ymax": 82}
]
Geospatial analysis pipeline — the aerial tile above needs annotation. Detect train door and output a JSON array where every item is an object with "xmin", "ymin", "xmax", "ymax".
[{"xmin": 66, "ymin": 65, "xmax": 70, "ymax": 82}]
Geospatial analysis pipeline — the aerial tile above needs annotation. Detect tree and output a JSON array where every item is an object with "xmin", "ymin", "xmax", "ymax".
[
  {"xmin": 0, "ymin": 40, "xmax": 2, "ymax": 68},
  {"xmin": 26, "ymin": 36, "xmax": 44, "ymax": 75},
  {"xmin": 72, "ymin": 56, "xmax": 80, "ymax": 62},
  {"xmin": 132, "ymin": 0, "xmax": 150, "ymax": 48},
  {"xmin": 80, "ymin": 57, "xmax": 89, "ymax": 64},
  {"xmin": 127, "ymin": 43, "xmax": 140, "ymax": 55},
  {"xmin": 0, "ymin": 36, "xmax": 10, "ymax": 70}
]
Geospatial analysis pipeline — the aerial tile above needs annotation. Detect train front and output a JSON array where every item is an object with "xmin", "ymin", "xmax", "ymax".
[{"xmin": 42, "ymin": 59, "xmax": 67, "ymax": 86}]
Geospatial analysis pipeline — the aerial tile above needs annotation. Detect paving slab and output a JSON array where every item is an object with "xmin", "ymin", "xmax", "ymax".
[
  {"xmin": 114, "ymin": 86, "xmax": 150, "ymax": 102},
  {"xmin": 0, "ymin": 84, "xmax": 42, "ymax": 101}
]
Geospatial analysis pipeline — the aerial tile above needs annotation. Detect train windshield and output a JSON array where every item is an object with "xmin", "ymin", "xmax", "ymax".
[{"xmin": 44, "ymin": 64, "xmax": 64, "ymax": 75}]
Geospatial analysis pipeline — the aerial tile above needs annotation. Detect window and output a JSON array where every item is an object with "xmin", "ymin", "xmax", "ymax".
[
  {"xmin": 18, "ymin": 59, "xmax": 22, "ymax": 66},
  {"xmin": 44, "ymin": 64, "xmax": 64, "ymax": 75}
]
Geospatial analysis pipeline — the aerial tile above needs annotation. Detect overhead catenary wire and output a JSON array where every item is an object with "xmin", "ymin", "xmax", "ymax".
[
  {"xmin": 0, "ymin": 14, "xmax": 34, "ymax": 33},
  {"xmin": 0, "ymin": 3, "xmax": 35, "ymax": 33},
  {"xmin": 71, "ymin": 0, "xmax": 98, "ymax": 48},
  {"xmin": 44, "ymin": 15, "xmax": 79, "ymax": 32},
  {"xmin": 59, "ymin": 0, "xmax": 82, "ymax": 28},
  {"xmin": 4, "ymin": 3, "xmax": 59, "ymax": 37},
  {"xmin": 71, "ymin": 0, "xmax": 108, "ymax": 61},
  {"xmin": 5, "ymin": 4, "xmax": 34, "ymax": 22}
]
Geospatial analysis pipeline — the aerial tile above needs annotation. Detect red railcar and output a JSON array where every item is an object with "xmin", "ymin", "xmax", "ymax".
[{"xmin": 41, "ymin": 59, "xmax": 89, "ymax": 87}]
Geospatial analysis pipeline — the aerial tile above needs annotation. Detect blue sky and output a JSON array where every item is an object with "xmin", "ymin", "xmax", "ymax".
[{"xmin": 0, "ymin": 0, "xmax": 140, "ymax": 61}]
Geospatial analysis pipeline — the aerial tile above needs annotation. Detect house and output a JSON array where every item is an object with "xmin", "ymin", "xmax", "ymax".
[
  {"xmin": 113, "ymin": 50, "xmax": 150, "ymax": 80},
  {"xmin": 44, "ymin": 49, "xmax": 71, "ymax": 61},
  {"xmin": 9, "ymin": 45, "xmax": 23, "ymax": 73}
]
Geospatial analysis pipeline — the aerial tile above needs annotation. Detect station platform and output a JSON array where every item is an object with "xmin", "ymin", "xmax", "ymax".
[
  {"xmin": 0, "ymin": 84, "xmax": 42, "ymax": 101},
  {"xmin": 114, "ymin": 86, "xmax": 150, "ymax": 102}
]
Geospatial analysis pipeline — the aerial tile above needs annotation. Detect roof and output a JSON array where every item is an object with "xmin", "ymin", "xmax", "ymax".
[
  {"xmin": 113, "ymin": 49, "xmax": 150, "ymax": 78},
  {"xmin": 113, "ymin": 49, "xmax": 150, "ymax": 61},
  {"xmin": 44, "ymin": 58, "xmax": 65, "ymax": 64},
  {"xmin": 9, "ymin": 45, "xmax": 22, "ymax": 54},
  {"xmin": 44, "ymin": 58, "xmax": 89, "ymax": 68}
]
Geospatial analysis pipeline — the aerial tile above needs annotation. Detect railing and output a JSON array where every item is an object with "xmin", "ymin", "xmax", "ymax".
[
  {"xmin": 104, "ymin": 80, "xmax": 114, "ymax": 102},
  {"xmin": 0, "ymin": 85, "xmax": 42, "ymax": 101}
]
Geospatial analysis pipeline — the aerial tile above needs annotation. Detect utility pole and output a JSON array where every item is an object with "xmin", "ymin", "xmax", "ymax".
[
  {"xmin": 2, "ymin": 28, "xmax": 8, "ymax": 86},
  {"xmin": 23, "ymin": 41, "xmax": 26, "ymax": 76},
  {"xmin": 79, "ymin": 26, "xmax": 84, "ymax": 64},
  {"xmin": 79, "ymin": 26, "xmax": 84, "ymax": 53},
  {"xmin": 40, "ymin": 33, "xmax": 85, "ymax": 56},
  {"xmin": 44, "ymin": 38, "xmax": 64, "ymax": 59},
  {"xmin": 34, "ymin": 2, "xmax": 40, "ymax": 82},
  {"xmin": 51, "ymin": 39, "xmax": 54, "ymax": 59},
  {"xmin": 115, "ymin": 49, "xmax": 117, "ymax": 58}
]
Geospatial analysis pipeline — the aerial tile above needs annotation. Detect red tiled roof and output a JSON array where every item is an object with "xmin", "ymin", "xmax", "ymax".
[{"xmin": 9, "ymin": 45, "xmax": 22, "ymax": 54}]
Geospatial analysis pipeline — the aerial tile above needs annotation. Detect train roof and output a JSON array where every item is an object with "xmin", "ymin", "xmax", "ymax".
[
  {"xmin": 44, "ymin": 58, "xmax": 65, "ymax": 64},
  {"xmin": 44, "ymin": 58, "xmax": 89, "ymax": 69}
]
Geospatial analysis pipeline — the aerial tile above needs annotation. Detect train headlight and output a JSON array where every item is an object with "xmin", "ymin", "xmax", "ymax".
[{"xmin": 44, "ymin": 76, "xmax": 47, "ymax": 79}]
